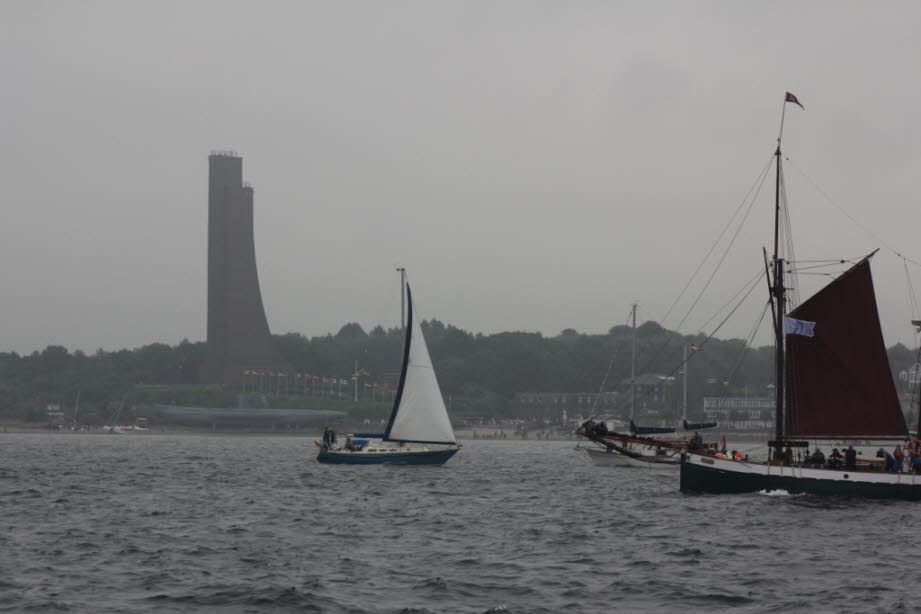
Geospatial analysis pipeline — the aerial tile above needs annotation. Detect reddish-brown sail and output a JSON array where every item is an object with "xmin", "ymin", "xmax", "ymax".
[{"xmin": 784, "ymin": 258, "xmax": 908, "ymax": 439}]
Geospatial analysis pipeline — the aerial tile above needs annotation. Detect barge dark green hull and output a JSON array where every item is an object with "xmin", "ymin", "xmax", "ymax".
[{"xmin": 680, "ymin": 457, "xmax": 921, "ymax": 501}]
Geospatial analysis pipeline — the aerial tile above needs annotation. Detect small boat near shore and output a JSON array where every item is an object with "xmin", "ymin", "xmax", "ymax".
[
  {"xmin": 575, "ymin": 302, "xmax": 719, "ymax": 468},
  {"xmin": 577, "ymin": 420, "xmax": 718, "ymax": 469},
  {"xmin": 584, "ymin": 444, "xmax": 680, "ymax": 469}
]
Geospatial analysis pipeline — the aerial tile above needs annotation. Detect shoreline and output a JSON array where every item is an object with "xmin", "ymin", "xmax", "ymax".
[{"xmin": 0, "ymin": 424, "xmax": 774, "ymax": 444}]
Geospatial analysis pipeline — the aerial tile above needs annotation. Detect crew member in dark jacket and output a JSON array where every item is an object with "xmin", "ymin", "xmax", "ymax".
[
  {"xmin": 827, "ymin": 448, "xmax": 842, "ymax": 469},
  {"xmin": 844, "ymin": 445, "xmax": 857, "ymax": 471},
  {"xmin": 810, "ymin": 448, "xmax": 826, "ymax": 467}
]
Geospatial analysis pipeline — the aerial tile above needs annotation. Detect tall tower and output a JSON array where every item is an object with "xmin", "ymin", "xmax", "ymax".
[{"xmin": 200, "ymin": 151, "xmax": 291, "ymax": 385}]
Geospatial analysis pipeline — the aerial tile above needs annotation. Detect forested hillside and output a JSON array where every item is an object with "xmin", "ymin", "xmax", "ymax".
[{"xmin": 1, "ymin": 320, "xmax": 917, "ymax": 425}]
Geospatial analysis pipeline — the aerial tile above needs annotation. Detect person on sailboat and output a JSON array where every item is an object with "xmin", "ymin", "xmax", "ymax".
[
  {"xmin": 813, "ymin": 448, "xmax": 826, "ymax": 467},
  {"xmin": 845, "ymin": 445, "xmax": 857, "ymax": 471},
  {"xmin": 828, "ymin": 448, "xmax": 843, "ymax": 469},
  {"xmin": 782, "ymin": 445, "xmax": 794, "ymax": 466},
  {"xmin": 880, "ymin": 449, "xmax": 895, "ymax": 472},
  {"xmin": 893, "ymin": 444, "xmax": 905, "ymax": 472},
  {"xmin": 322, "ymin": 426, "xmax": 338, "ymax": 450},
  {"xmin": 911, "ymin": 450, "xmax": 921, "ymax": 474},
  {"xmin": 806, "ymin": 448, "xmax": 825, "ymax": 468}
]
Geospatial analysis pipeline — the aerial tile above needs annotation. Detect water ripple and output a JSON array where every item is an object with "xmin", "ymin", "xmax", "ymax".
[{"xmin": 2, "ymin": 434, "xmax": 917, "ymax": 612}]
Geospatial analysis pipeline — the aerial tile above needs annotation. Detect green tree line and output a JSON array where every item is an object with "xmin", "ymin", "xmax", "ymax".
[{"xmin": 1, "ymin": 320, "xmax": 918, "ymax": 425}]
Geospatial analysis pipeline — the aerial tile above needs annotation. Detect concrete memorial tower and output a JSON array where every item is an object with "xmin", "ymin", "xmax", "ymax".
[{"xmin": 200, "ymin": 151, "xmax": 291, "ymax": 385}]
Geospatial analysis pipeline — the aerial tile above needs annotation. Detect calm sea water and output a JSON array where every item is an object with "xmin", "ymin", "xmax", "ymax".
[{"xmin": 0, "ymin": 433, "xmax": 915, "ymax": 613}]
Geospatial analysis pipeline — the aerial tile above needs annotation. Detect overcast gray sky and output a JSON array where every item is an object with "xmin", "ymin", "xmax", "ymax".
[{"xmin": 3, "ymin": 1, "xmax": 921, "ymax": 354}]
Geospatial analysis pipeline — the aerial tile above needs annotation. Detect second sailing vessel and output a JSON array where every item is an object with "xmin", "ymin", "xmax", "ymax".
[
  {"xmin": 681, "ymin": 92, "xmax": 921, "ymax": 499},
  {"xmin": 578, "ymin": 304, "xmax": 709, "ymax": 468}
]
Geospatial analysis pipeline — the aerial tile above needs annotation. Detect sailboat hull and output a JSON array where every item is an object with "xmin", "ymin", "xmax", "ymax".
[
  {"xmin": 681, "ymin": 453, "xmax": 921, "ymax": 500},
  {"xmin": 584, "ymin": 447, "xmax": 678, "ymax": 469},
  {"xmin": 317, "ymin": 448, "xmax": 459, "ymax": 465}
]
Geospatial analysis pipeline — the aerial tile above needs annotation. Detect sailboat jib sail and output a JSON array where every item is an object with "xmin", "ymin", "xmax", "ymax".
[
  {"xmin": 784, "ymin": 257, "xmax": 909, "ymax": 440},
  {"xmin": 384, "ymin": 285, "xmax": 457, "ymax": 445}
]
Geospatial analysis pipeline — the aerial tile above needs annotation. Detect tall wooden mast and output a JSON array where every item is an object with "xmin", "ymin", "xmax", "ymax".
[
  {"xmin": 630, "ymin": 303, "xmax": 637, "ymax": 421},
  {"xmin": 772, "ymin": 142, "xmax": 786, "ymax": 454}
]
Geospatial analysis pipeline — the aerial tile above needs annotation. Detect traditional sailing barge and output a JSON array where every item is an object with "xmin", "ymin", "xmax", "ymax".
[
  {"xmin": 680, "ymin": 93, "xmax": 921, "ymax": 500},
  {"xmin": 576, "ymin": 302, "xmax": 719, "ymax": 468},
  {"xmin": 578, "ymin": 419, "xmax": 718, "ymax": 468}
]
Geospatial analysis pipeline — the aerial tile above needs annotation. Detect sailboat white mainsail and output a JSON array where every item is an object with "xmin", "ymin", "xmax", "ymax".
[{"xmin": 384, "ymin": 284, "xmax": 457, "ymax": 445}]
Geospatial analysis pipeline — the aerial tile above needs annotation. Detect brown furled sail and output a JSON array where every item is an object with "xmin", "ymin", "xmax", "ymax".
[{"xmin": 784, "ymin": 257, "xmax": 908, "ymax": 439}]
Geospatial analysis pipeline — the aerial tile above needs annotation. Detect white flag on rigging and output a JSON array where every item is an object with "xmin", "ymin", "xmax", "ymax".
[{"xmin": 783, "ymin": 316, "xmax": 816, "ymax": 337}]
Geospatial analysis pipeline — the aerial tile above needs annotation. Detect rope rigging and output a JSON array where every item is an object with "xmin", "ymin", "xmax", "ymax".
[
  {"xmin": 720, "ymin": 299, "xmax": 771, "ymax": 397},
  {"xmin": 785, "ymin": 155, "xmax": 921, "ymax": 343},
  {"xmin": 603, "ymin": 151, "xmax": 777, "ymax": 421},
  {"xmin": 589, "ymin": 347, "xmax": 618, "ymax": 414},
  {"xmin": 669, "ymin": 155, "xmax": 774, "ymax": 336},
  {"xmin": 785, "ymin": 156, "xmax": 921, "ymax": 269},
  {"xmin": 622, "ymin": 269, "xmax": 766, "ymax": 420},
  {"xmin": 658, "ymin": 153, "xmax": 775, "ymax": 330},
  {"xmin": 695, "ymin": 268, "xmax": 766, "ymax": 335}
]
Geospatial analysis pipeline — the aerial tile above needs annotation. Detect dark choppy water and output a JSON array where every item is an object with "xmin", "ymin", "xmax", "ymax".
[{"xmin": 0, "ymin": 434, "xmax": 916, "ymax": 613}]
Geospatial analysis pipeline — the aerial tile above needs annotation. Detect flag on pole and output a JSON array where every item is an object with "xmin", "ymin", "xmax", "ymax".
[
  {"xmin": 784, "ymin": 91, "xmax": 804, "ymax": 109},
  {"xmin": 783, "ymin": 316, "xmax": 816, "ymax": 337},
  {"xmin": 689, "ymin": 344, "xmax": 703, "ymax": 352}
]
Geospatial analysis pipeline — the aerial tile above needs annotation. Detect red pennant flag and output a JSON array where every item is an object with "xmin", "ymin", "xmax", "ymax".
[
  {"xmin": 690, "ymin": 344, "xmax": 703, "ymax": 352},
  {"xmin": 784, "ymin": 91, "xmax": 804, "ymax": 109}
]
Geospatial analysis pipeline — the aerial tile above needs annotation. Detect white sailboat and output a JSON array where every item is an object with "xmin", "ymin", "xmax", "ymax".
[{"xmin": 316, "ymin": 281, "xmax": 460, "ymax": 465}]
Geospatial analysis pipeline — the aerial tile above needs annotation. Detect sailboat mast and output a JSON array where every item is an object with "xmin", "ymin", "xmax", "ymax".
[
  {"xmin": 683, "ymin": 344, "xmax": 688, "ymax": 422},
  {"xmin": 914, "ymin": 320, "xmax": 921, "ymax": 437},
  {"xmin": 917, "ymin": 377, "xmax": 921, "ymax": 439},
  {"xmin": 772, "ymin": 143, "xmax": 786, "ymax": 453},
  {"xmin": 397, "ymin": 267, "xmax": 407, "ymax": 342},
  {"xmin": 631, "ymin": 303, "xmax": 637, "ymax": 421},
  {"xmin": 917, "ymin": 365, "xmax": 921, "ymax": 438}
]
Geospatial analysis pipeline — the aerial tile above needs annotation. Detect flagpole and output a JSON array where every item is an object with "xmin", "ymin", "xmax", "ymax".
[{"xmin": 778, "ymin": 96, "xmax": 787, "ymax": 147}]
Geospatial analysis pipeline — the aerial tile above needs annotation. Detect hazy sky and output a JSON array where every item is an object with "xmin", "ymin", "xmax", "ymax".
[{"xmin": 3, "ymin": 1, "xmax": 921, "ymax": 354}]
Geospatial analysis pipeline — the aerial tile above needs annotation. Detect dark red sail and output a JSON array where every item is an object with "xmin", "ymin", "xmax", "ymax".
[{"xmin": 784, "ymin": 258, "xmax": 908, "ymax": 439}]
